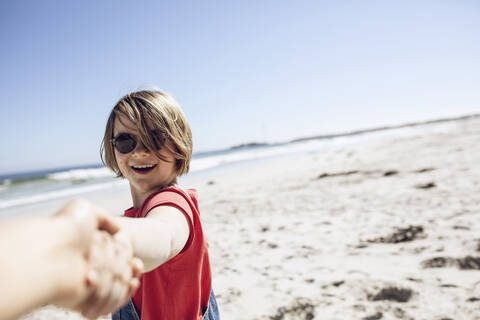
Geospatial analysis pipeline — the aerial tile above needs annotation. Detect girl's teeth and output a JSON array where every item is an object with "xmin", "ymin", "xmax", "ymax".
[{"xmin": 133, "ymin": 165, "xmax": 155, "ymax": 169}]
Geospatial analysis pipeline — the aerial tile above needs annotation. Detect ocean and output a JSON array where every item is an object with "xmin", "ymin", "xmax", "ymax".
[{"xmin": 0, "ymin": 119, "xmax": 461, "ymax": 214}]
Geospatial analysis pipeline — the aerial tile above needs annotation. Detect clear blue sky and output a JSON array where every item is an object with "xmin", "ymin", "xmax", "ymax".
[{"xmin": 1, "ymin": 1, "xmax": 479, "ymax": 174}]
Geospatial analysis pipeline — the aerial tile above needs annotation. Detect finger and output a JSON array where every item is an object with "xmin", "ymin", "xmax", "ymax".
[
  {"xmin": 100, "ymin": 277, "xmax": 128, "ymax": 316},
  {"xmin": 84, "ymin": 271, "xmax": 112, "ymax": 318},
  {"xmin": 113, "ymin": 279, "xmax": 129, "ymax": 314},
  {"xmin": 81, "ymin": 291, "xmax": 103, "ymax": 320},
  {"xmin": 113, "ymin": 238, "xmax": 131, "ymax": 277},
  {"xmin": 97, "ymin": 281, "xmax": 116, "ymax": 316},
  {"xmin": 86, "ymin": 232, "xmax": 115, "ymax": 318},
  {"xmin": 105, "ymin": 239, "xmax": 133, "ymax": 312},
  {"xmin": 99, "ymin": 235, "xmax": 136, "ymax": 314},
  {"xmin": 130, "ymin": 278, "xmax": 140, "ymax": 294},
  {"xmin": 85, "ymin": 268, "xmax": 99, "ymax": 289},
  {"xmin": 116, "ymin": 257, "xmax": 132, "ymax": 285},
  {"xmin": 118, "ymin": 278, "xmax": 139, "ymax": 311},
  {"xmin": 118, "ymin": 279, "xmax": 141, "ymax": 313},
  {"xmin": 131, "ymin": 258, "xmax": 144, "ymax": 278},
  {"xmin": 110, "ymin": 281, "xmax": 138, "ymax": 319},
  {"xmin": 95, "ymin": 211, "xmax": 120, "ymax": 235}
]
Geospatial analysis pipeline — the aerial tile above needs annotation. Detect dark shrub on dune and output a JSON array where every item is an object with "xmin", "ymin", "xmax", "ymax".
[
  {"xmin": 422, "ymin": 256, "xmax": 480, "ymax": 270},
  {"xmin": 269, "ymin": 298, "xmax": 315, "ymax": 320},
  {"xmin": 369, "ymin": 287, "xmax": 413, "ymax": 303},
  {"xmin": 367, "ymin": 225, "xmax": 425, "ymax": 244}
]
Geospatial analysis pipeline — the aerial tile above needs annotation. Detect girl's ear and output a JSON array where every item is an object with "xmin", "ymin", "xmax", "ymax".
[{"xmin": 175, "ymin": 159, "xmax": 182, "ymax": 170}]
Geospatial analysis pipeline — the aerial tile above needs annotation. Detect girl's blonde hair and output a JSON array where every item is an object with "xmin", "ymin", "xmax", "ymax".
[{"xmin": 100, "ymin": 90, "xmax": 192, "ymax": 182}]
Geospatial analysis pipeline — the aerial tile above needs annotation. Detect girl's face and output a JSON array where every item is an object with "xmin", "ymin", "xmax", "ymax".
[{"xmin": 113, "ymin": 114, "xmax": 177, "ymax": 207}]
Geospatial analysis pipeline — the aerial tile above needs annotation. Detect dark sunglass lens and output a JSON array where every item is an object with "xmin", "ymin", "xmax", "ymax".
[{"xmin": 114, "ymin": 133, "xmax": 136, "ymax": 153}]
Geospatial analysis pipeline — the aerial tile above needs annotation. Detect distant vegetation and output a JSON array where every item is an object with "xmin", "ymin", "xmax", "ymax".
[
  {"xmin": 221, "ymin": 113, "xmax": 480, "ymax": 153},
  {"xmin": 289, "ymin": 113, "xmax": 480, "ymax": 143},
  {"xmin": 229, "ymin": 142, "xmax": 270, "ymax": 150},
  {"xmin": 218, "ymin": 113, "xmax": 480, "ymax": 154}
]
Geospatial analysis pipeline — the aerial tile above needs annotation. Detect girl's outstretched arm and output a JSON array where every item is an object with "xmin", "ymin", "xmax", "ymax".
[{"xmin": 114, "ymin": 205, "xmax": 191, "ymax": 272}]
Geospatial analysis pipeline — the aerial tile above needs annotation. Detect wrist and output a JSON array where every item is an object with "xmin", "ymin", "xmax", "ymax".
[{"xmin": 114, "ymin": 218, "xmax": 134, "ymax": 249}]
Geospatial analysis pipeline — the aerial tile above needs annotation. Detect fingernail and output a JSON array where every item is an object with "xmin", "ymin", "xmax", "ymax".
[
  {"xmin": 86, "ymin": 270, "xmax": 98, "ymax": 287},
  {"xmin": 131, "ymin": 278, "xmax": 140, "ymax": 288}
]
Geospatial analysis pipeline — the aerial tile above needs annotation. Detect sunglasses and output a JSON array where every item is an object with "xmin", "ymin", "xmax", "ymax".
[{"xmin": 111, "ymin": 130, "xmax": 166, "ymax": 154}]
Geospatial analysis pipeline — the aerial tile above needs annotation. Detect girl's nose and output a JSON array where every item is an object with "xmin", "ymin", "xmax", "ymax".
[{"xmin": 132, "ymin": 140, "xmax": 150, "ymax": 154}]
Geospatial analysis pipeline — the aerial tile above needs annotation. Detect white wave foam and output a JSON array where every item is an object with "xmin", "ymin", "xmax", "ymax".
[
  {"xmin": 0, "ymin": 179, "xmax": 10, "ymax": 192},
  {"xmin": 0, "ymin": 180, "xmax": 128, "ymax": 210},
  {"xmin": 189, "ymin": 121, "xmax": 457, "ymax": 173},
  {"xmin": 189, "ymin": 140, "xmax": 331, "ymax": 173},
  {"xmin": 48, "ymin": 167, "xmax": 115, "ymax": 181}
]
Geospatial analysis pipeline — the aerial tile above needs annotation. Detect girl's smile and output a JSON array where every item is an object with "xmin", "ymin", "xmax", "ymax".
[
  {"xmin": 132, "ymin": 164, "xmax": 157, "ymax": 174},
  {"xmin": 131, "ymin": 164, "xmax": 157, "ymax": 174}
]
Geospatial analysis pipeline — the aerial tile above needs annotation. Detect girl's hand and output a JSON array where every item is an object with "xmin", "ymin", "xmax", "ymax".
[{"xmin": 81, "ymin": 230, "xmax": 143, "ymax": 319}]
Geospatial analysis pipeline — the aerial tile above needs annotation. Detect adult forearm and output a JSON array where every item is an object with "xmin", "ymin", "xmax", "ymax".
[{"xmin": 0, "ymin": 217, "xmax": 87, "ymax": 320}]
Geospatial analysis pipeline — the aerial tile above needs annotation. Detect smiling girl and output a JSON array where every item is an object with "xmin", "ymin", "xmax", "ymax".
[{"xmin": 101, "ymin": 90, "xmax": 219, "ymax": 320}]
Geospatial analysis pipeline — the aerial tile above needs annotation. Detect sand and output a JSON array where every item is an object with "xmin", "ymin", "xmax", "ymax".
[{"xmin": 21, "ymin": 117, "xmax": 480, "ymax": 320}]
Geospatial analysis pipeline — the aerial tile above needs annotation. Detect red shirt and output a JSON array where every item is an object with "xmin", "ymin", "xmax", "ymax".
[{"xmin": 124, "ymin": 187, "xmax": 212, "ymax": 320}]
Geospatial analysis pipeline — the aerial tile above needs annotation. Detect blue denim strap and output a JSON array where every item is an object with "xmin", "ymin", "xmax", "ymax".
[
  {"xmin": 202, "ymin": 289, "xmax": 221, "ymax": 320},
  {"xmin": 112, "ymin": 289, "xmax": 220, "ymax": 320},
  {"xmin": 111, "ymin": 299, "xmax": 140, "ymax": 320}
]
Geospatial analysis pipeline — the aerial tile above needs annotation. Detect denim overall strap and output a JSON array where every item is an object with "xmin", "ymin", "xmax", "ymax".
[
  {"xmin": 202, "ymin": 289, "xmax": 221, "ymax": 320},
  {"xmin": 111, "ymin": 298, "xmax": 140, "ymax": 320},
  {"xmin": 112, "ymin": 289, "xmax": 220, "ymax": 320}
]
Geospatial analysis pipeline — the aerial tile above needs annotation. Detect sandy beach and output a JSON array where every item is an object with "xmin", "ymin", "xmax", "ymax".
[{"xmin": 20, "ymin": 116, "xmax": 480, "ymax": 320}]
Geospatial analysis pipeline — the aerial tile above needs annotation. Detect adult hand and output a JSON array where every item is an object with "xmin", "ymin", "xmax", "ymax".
[{"xmin": 53, "ymin": 199, "xmax": 143, "ymax": 319}]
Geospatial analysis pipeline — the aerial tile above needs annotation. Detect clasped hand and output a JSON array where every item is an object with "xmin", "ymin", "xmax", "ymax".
[{"xmin": 54, "ymin": 199, "xmax": 143, "ymax": 319}]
